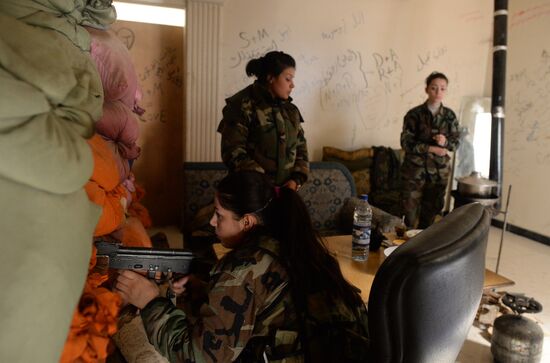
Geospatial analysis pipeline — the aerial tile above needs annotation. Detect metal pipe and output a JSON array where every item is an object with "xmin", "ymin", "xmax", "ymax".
[
  {"xmin": 495, "ymin": 184, "xmax": 512, "ymax": 274},
  {"xmin": 490, "ymin": 0, "xmax": 508, "ymax": 206}
]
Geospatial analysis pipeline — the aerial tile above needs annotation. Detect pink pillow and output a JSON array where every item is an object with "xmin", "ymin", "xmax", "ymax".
[
  {"xmin": 96, "ymin": 101, "xmax": 141, "ymax": 159},
  {"xmin": 87, "ymin": 27, "xmax": 139, "ymax": 108}
]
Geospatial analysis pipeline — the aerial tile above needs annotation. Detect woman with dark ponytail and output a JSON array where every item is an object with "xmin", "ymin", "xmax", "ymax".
[
  {"xmin": 116, "ymin": 171, "xmax": 369, "ymax": 362},
  {"xmin": 217, "ymin": 51, "xmax": 309, "ymax": 191}
]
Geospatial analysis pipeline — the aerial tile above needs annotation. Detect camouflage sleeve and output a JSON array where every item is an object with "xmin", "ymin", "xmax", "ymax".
[
  {"xmin": 400, "ymin": 110, "xmax": 430, "ymax": 154},
  {"xmin": 445, "ymin": 110, "xmax": 460, "ymax": 152},
  {"xmin": 140, "ymin": 252, "xmax": 288, "ymax": 363},
  {"xmin": 140, "ymin": 297, "xmax": 192, "ymax": 363},
  {"xmin": 290, "ymin": 113, "xmax": 309, "ymax": 183},
  {"xmin": 218, "ymin": 100, "xmax": 265, "ymax": 173}
]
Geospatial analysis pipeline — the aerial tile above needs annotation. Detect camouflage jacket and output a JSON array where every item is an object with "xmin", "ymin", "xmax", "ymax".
[
  {"xmin": 140, "ymin": 234, "xmax": 301, "ymax": 363},
  {"xmin": 217, "ymin": 81, "xmax": 309, "ymax": 186},
  {"xmin": 400, "ymin": 102, "xmax": 460, "ymax": 173},
  {"xmin": 140, "ymin": 232, "xmax": 370, "ymax": 363}
]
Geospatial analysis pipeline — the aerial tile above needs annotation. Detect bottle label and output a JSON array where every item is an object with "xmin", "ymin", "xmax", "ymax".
[{"xmin": 352, "ymin": 226, "xmax": 370, "ymax": 245}]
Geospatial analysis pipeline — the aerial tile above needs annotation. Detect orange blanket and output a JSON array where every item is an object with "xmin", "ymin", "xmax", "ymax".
[
  {"xmin": 59, "ymin": 246, "xmax": 121, "ymax": 363},
  {"xmin": 85, "ymin": 134, "xmax": 126, "ymax": 236},
  {"xmin": 127, "ymin": 180, "xmax": 152, "ymax": 229},
  {"xmin": 111, "ymin": 216, "xmax": 152, "ymax": 248}
]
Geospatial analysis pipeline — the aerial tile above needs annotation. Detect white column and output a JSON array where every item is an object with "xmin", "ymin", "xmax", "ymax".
[{"xmin": 185, "ymin": 0, "xmax": 223, "ymax": 161}]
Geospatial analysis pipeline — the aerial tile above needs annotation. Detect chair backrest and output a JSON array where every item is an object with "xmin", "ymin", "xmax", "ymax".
[{"xmin": 368, "ymin": 203, "xmax": 491, "ymax": 363}]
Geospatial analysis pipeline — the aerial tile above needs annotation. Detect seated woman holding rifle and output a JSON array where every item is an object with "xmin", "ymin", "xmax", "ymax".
[{"xmin": 115, "ymin": 170, "xmax": 369, "ymax": 362}]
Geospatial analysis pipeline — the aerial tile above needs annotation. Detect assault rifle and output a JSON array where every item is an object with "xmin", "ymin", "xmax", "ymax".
[{"xmin": 95, "ymin": 240, "xmax": 195, "ymax": 279}]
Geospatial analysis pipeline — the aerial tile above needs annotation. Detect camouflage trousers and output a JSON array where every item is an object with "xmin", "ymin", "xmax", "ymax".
[{"xmin": 400, "ymin": 161, "xmax": 450, "ymax": 229}]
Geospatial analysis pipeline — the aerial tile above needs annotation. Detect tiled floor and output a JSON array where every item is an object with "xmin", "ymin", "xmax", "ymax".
[
  {"xmin": 152, "ymin": 225, "xmax": 550, "ymax": 362},
  {"xmin": 457, "ymin": 227, "xmax": 550, "ymax": 362}
]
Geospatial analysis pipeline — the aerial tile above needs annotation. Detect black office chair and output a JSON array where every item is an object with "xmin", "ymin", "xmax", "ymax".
[{"xmin": 368, "ymin": 203, "xmax": 491, "ymax": 363}]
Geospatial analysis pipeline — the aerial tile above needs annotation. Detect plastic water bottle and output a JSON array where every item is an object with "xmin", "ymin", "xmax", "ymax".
[{"xmin": 352, "ymin": 194, "xmax": 372, "ymax": 262}]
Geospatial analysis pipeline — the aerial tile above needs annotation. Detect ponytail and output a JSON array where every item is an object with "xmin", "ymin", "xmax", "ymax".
[
  {"xmin": 216, "ymin": 171, "xmax": 362, "ymax": 313},
  {"xmin": 245, "ymin": 51, "xmax": 296, "ymax": 83},
  {"xmin": 263, "ymin": 187, "xmax": 363, "ymax": 312}
]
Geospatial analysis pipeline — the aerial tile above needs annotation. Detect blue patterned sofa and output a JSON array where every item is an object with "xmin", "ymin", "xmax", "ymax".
[{"xmin": 182, "ymin": 161, "xmax": 357, "ymax": 237}]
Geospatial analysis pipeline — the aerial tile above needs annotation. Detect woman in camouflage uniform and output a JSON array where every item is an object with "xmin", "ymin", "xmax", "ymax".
[
  {"xmin": 400, "ymin": 72, "xmax": 460, "ymax": 229},
  {"xmin": 217, "ymin": 51, "xmax": 309, "ymax": 190},
  {"xmin": 116, "ymin": 171, "xmax": 369, "ymax": 362}
]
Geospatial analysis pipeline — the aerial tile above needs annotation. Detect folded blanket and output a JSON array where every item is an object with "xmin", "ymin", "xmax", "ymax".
[
  {"xmin": 87, "ymin": 134, "xmax": 121, "ymax": 191},
  {"xmin": 0, "ymin": 0, "xmax": 115, "ymax": 51},
  {"xmin": 88, "ymin": 26, "xmax": 140, "ymax": 108},
  {"xmin": 0, "ymin": 178, "xmax": 101, "ymax": 363},
  {"xmin": 0, "ymin": 4, "xmax": 110, "ymax": 362},
  {"xmin": 111, "ymin": 216, "xmax": 153, "ymax": 248},
  {"xmin": 127, "ymin": 178, "xmax": 153, "ymax": 229},
  {"xmin": 59, "ymin": 246, "xmax": 121, "ymax": 363},
  {"xmin": 97, "ymin": 101, "xmax": 141, "ymax": 160},
  {"xmin": 85, "ymin": 134, "xmax": 127, "ymax": 236},
  {"xmin": 0, "ymin": 13, "xmax": 101, "ymax": 193},
  {"xmin": 86, "ymin": 181, "xmax": 127, "ymax": 236},
  {"xmin": 88, "ymin": 26, "xmax": 142, "ymax": 162}
]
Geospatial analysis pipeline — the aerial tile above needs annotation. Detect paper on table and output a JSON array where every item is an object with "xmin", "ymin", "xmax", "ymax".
[
  {"xmin": 384, "ymin": 246, "xmax": 398, "ymax": 257},
  {"xmin": 405, "ymin": 229, "xmax": 423, "ymax": 239}
]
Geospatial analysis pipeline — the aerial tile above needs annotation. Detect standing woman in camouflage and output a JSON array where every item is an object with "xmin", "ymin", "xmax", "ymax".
[
  {"xmin": 115, "ymin": 171, "xmax": 369, "ymax": 362},
  {"xmin": 400, "ymin": 72, "xmax": 460, "ymax": 229},
  {"xmin": 217, "ymin": 51, "xmax": 309, "ymax": 190}
]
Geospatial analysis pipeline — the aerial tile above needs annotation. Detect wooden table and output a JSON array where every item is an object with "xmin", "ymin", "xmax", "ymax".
[
  {"xmin": 214, "ymin": 235, "xmax": 515, "ymax": 302},
  {"xmin": 324, "ymin": 235, "xmax": 515, "ymax": 301}
]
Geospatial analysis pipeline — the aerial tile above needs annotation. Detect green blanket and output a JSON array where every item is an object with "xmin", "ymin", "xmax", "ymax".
[{"xmin": 0, "ymin": 1, "xmax": 115, "ymax": 362}]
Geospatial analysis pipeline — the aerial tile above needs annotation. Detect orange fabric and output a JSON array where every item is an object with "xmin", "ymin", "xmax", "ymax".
[
  {"xmin": 62, "ymin": 137, "xmax": 152, "ymax": 362},
  {"xmin": 87, "ymin": 134, "xmax": 120, "ymax": 191},
  {"xmin": 85, "ymin": 134, "xmax": 127, "ymax": 236},
  {"xmin": 127, "ymin": 181, "xmax": 152, "ymax": 229},
  {"xmin": 60, "ymin": 246, "xmax": 121, "ymax": 363},
  {"xmin": 111, "ymin": 216, "xmax": 152, "ymax": 248},
  {"xmin": 127, "ymin": 200, "xmax": 152, "ymax": 229},
  {"xmin": 85, "ymin": 182, "xmax": 126, "ymax": 236}
]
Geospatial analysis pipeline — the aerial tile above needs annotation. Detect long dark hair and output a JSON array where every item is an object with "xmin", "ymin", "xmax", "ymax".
[
  {"xmin": 245, "ymin": 51, "xmax": 296, "ymax": 84},
  {"xmin": 216, "ymin": 171, "xmax": 363, "ymax": 313}
]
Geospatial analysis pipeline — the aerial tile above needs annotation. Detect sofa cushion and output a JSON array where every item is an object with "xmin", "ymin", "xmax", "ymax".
[
  {"xmin": 182, "ymin": 162, "xmax": 228, "ymax": 236},
  {"xmin": 298, "ymin": 162, "xmax": 356, "ymax": 235},
  {"xmin": 322, "ymin": 146, "xmax": 373, "ymax": 196},
  {"xmin": 369, "ymin": 147, "xmax": 403, "ymax": 217},
  {"xmin": 183, "ymin": 162, "xmax": 356, "ymax": 237},
  {"xmin": 323, "ymin": 146, "xmax": 405, "ymax": 218}
]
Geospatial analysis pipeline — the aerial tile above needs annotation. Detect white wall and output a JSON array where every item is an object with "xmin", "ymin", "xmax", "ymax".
[
  {"xmin": 504, "ymin": 0, "xmax": 550, "ymax": 236},
  {"xmin": 221, "ymin": 0, "xmax": 493, "ymax": 159},
  {"xmin": 218, "ymin": 0, "xmax": 550, "ymax": 237}
]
